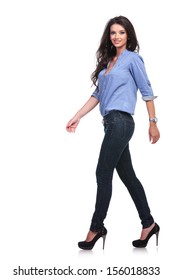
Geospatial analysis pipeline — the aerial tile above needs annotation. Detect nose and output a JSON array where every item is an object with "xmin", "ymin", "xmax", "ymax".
[
  {"xmin": 113, "ymin": 33, "xmax": 120, "ymax": 39},
  {"xmin": 116, "ymin": 33, "xmax": 120, "ymax": 38}
]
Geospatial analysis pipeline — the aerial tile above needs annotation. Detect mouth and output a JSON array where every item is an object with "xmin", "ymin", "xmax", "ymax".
[{"xmin": 113, "ymin": 40, "xmax": 121, "ymax": 44}]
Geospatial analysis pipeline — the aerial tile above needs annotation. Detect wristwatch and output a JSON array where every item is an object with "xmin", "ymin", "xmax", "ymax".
[{"xmin": 149, "ymin": 117, "xmax": 158, "ymax": 123}]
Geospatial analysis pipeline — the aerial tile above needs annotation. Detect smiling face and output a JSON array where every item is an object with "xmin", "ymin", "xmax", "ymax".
[{"xmin": 110, "ymin": 23, "xmax": 128, "ymax": 52}]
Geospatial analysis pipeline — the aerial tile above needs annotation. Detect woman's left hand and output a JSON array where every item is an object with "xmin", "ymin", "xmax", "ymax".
[{"xmin": 149, "ymin": 124, "xmax": 160, "ymax": 144}]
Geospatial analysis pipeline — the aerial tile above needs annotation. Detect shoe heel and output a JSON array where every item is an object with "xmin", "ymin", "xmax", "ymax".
[
  {"xmin": 156, "ymin": 232, "xmax": 159, "ymax": 246},
  {"xmin": 132, "ymin": 223, "xmax": 160, "ymax": 248},
  {"xmin": 102, "ymin": 235, "xmax": 106, "ymax": 250}
]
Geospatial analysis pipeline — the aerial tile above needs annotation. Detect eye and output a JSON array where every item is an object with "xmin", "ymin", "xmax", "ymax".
[
  {"xmin": 110, "ymin": 31, "xmax": 116, "ymax": 35},
  {"xmin": 119, "ymin": 31, "xmax": 125, "ymax": 35}
]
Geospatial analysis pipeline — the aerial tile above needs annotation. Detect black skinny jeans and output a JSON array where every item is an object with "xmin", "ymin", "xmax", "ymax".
[{"xmin": 90, "ymin": 110, "xmax": 154, "ymax": 232}]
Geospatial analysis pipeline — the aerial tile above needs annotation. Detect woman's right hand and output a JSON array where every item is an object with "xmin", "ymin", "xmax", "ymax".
[
  {"xmin": 66, "ymin": 97, "xmax": 99, "ymax": 133},
  {"xmin": 66, "ymin": 117, "xmax": 80, "ymax": 133}
]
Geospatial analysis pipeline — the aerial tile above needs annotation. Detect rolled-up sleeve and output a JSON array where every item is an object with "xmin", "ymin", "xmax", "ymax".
[
  {"xmin": 142, "ymin": 95, "xmax": 157, "ymax": 101},
  {"xmin": 130, "ymin": 54, "xmax": 157, "ymax": 101},
  {"xmin": 91, "ymin": 88, "xmax": 100, "ymax": 100}
]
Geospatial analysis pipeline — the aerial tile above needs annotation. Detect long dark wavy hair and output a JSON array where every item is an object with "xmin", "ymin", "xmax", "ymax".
[{"xmin": 91, "ymin": 16, "xmax": 140, "ymax": 87}]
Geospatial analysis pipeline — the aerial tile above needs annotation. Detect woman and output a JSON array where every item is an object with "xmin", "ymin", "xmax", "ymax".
[{"xmin": 66, "ymin": 16, "xmax": 160, "ymax": 249}]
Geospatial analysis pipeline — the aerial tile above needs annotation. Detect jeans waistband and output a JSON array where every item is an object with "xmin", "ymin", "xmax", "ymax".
[{"xmin": 103, "ymin": 110, "xmax": 132, "ymax": 121}]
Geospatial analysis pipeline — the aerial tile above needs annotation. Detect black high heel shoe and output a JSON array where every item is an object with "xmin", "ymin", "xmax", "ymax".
[
  {"xmin": 132, "ymin": 223, "xmax": 160, "ymax": 248},
  {"xmin": 78, "ymin": 227, "xmax": 107, "ymax": 250}
]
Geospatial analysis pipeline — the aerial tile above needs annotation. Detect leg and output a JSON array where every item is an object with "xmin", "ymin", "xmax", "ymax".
[
  {"xmin": 90, "ymin": 112, "xmax": 135, "ymax": 232},
  {"xmin": 116, "ymin": 144, "xmax": 154, "ymax": 228}
]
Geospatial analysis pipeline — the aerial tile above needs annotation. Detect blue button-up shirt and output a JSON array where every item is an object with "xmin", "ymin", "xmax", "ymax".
[{"xmin": 92, "ymin": 49, "xmax": 157, "ymax": 116}]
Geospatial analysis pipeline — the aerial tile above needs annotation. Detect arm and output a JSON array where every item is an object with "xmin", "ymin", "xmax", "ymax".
[
  {"xmin": 130, "ymin": 54, "xmax": 157, "ymax": 100},
  {"xmin": 145, "ymin": 100, "xmax": 160, "ymax": 144},
  {"xmin": 130, "ymin": 55, "xmax": 160, "ymax": 144},
  {"xmin": 66, "ymin": 96, "xmax": 99, "ymax": 133}
]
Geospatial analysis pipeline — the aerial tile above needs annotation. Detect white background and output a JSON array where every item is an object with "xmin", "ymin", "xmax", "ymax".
[{"xmin": 0, "ymin": 0, "xmax": 172, "ymax": 279}]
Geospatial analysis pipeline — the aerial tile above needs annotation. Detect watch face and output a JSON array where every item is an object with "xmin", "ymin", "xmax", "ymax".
[{"xmin": 150, "ymin": 117, "xmax": 158, "ymax": 123}]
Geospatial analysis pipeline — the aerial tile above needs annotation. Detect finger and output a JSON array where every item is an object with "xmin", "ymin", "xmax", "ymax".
[
  {"xmin": 67, "ymin": 126, "xmax": 76, "ymax": 133},
  {"xmin": 66, "ymin": 126, "xmax": 73, "ymax": 132},
  {"xmin": 66, "ymin": 126, "xmax": 71, "ymax": 132},
  {"xmin": 151, "ymin": 136, "xmax": 159, "ymax": 144},
  {"xmin": 71, "ymin": 126, "xmax": 76, "ymax": 133}
]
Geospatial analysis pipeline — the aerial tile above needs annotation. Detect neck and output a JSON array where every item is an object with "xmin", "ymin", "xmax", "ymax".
[{"xmin": 116, "ymin": 47, "xmax": 126, "ymax": 58}]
